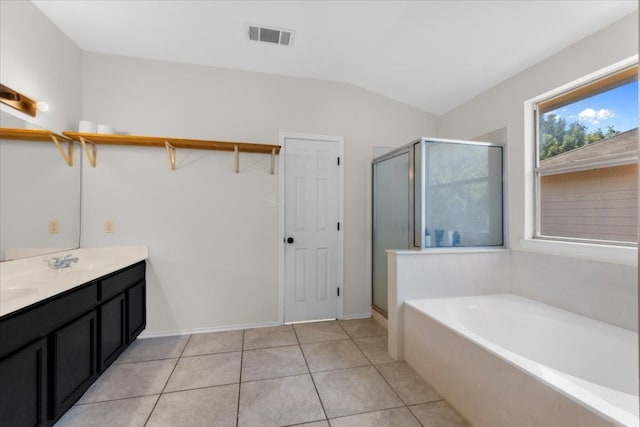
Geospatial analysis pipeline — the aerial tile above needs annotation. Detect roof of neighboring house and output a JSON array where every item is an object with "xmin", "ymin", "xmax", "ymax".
[{"xmin": 539, "ymin": 127, "xmax": 638, "ymax": 172}]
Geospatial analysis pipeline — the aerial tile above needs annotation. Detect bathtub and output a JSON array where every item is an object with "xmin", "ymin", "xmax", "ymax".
[{"xmin": 404, "ymin": 294, "xmax": 638, "ymax": 427}]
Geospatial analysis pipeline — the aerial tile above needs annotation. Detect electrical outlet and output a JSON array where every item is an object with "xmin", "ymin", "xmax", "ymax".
[
  {"xmin": 48, "ymin": 220, "xmax": 59, "ymax": 234},
  {"xmin": 104, "ymin": 220, "xmax": 114, "ymax": 233}
]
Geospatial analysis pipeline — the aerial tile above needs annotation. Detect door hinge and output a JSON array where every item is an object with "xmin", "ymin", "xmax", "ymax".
[
  {"xmin": 337, "ymin": 157, "xmax": 340, "ymax": 166},
  {"xmin": 337, "ymin": 222, "xmax": 340, "ymax": 231},
  {"xmin": 337, "ymin": 287, "xmax": 340, "ymax": 297}
]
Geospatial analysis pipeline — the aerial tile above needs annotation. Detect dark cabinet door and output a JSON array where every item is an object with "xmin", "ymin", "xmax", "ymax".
[
  {"xmin": 99, "ymin": 293, "xmax": 126, "ymax": 372},
  {"xmin": 51, "ymin": 310, "xmax": 97, "ymax": 421},
  {"xmin": 127, "ymin": 281, "xmax": 146, "ymax": 342},
  {"xmin": 0, "ymin": 338, "xmax": 48, "ymax": 427}
]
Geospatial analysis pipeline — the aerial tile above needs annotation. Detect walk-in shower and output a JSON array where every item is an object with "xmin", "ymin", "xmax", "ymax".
[{"xmin": 372, "ymin": 138, "xmax": 504, "ymax": 314}]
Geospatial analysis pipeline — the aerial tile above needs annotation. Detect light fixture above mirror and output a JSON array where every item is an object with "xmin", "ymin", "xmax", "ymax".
[{"xmin": 0, "ymin": 83, "xmax": 39, "ymax": 117}]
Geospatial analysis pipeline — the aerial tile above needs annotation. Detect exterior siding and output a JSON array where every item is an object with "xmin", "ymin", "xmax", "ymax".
[{"xmin": 540, "ymin": 164, "xmax": 637, "ymax": 242}]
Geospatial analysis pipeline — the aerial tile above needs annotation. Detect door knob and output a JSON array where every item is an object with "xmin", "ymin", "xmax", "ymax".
[{"xmin": 286, "ymin": 237, "xmax": 294, "ymax": 244}]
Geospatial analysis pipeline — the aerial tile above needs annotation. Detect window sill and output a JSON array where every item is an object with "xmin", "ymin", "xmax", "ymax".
[{"xmin": 517, "ymin": 238, "xmax": 637, "ymax": 266}]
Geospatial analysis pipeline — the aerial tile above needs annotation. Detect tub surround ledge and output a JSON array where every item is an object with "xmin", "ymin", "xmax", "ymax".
[
  {"xmin": 0, "ymin": 246, "xmax": 148, "ymax": 316},
  {"xmin": 387, "ymin": 249, "xmax": 511, "ymax": 361}
]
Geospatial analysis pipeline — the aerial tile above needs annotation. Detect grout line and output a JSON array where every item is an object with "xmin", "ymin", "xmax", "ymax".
[
  {"xmin": 367, "ymin": 354, "xmax": 446, "ymax": 427},
  {"xmin": 114, "ymin": 355, "xmax": 183, "ymax": 365},
  {"xmin": 154, "ymin": 382, "xmax": 240, "ymax": 396},
  {"xmin": 407, "ymin": 401, "xmax": 446, "ymax": 427},
  {"xmin": 298, "ymin": 337, "xmax": 354, "ymax": 347},
  {"xmin": 74, "ymin": 393, "xmax": 161, "ymax": 406},
  {"xmin": 235, "ymin": 329, "xmax": 245, "ymax": 427},
  {"xmin": 325, "ymin": 404, "xmax": 409, "ymax": 424},
  {"xmin": 335, "ymin": 319, "xmax": 350, "ymax": 335},
  {"xmin": 241, "ymin": 372, "xmax": 320, "ymax": 385},
  {"xmin": 179, "ymin": 348, "xmax": 243, "ymax": 358},
  {"xmin": 351, "ymin": 333, "xmax": 388, "ymax": 339},
  {"xmin": 407, "ymin": 404, "xmax": 427, "ymax": 427},
  {"xmin": 351, "ymin": 335, "xmax": 395, "ymax": 366},
  {"xmin": 97, "ymin": 322, "xmax": 445, "ymax": 427},
  {"xmin": 353, "ymin": 336, "xmax": 376, "ymax": 367},
  {"xmin": 371, "ymin": 361, "xmax": 406, "ymax": 406},
  {"xmin": 293, "ymin": 323, "xmax": 329, "ymax": 423},
  {"xmin": 242, "ymin": 344, "xmax": 300, "ymax": 355},
  {"xmin": 114, "ymin": 352, "xmax": 182, "ymax": 368},
  {"xmin": 307, "ymin": 362, "xmax": 372, "ymax": 375},
  {"xmin": 242, "ymin": 342, "xmax": 299, "ymax": 351},
  {"xmin": 121, "ymin": 324, "xmax": 440, "ymax": 427},
  {"xmin": 142, "ymin": 334, "xmax": 193, "ymax": 426},
  {"xmin": 338, "ymin": 318, "xmax": 388, "ymax": 341}
]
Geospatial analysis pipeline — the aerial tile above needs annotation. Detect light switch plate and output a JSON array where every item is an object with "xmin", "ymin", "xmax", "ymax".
[
  {"xmin": 104, "ymin": 220, "xmax": 114, "ymax": 233},
  {"xmin": 267, "ymin": 194, "xmax": 277, "ymax": 208},
  {"xmin": 48, "ymin": 220, "xmax": 59, "ymax": 234}
]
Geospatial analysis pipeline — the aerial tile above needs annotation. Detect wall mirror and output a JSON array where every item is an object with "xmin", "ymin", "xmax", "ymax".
[{"xmin": 0, "ymin": 110, "xmax": 81, "ymax": 261}]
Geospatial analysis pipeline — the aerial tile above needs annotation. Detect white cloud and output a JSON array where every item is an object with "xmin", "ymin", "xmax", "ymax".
[{"xmin": 578, "ymin": 108, "xmax": 615, "ymax": 125}]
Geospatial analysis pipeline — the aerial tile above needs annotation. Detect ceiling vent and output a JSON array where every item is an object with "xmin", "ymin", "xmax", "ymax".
[{"xmin": 247, "ymin": 25, "xmax": 294, "ymax": 47}]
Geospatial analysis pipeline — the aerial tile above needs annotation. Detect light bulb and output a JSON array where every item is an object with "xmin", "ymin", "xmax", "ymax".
[{"xmin": 36, "ymin": 101, "xmax": 49, "ymax": 112}]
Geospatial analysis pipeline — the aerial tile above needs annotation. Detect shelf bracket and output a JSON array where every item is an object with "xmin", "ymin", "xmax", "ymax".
[
  {"xmin": 270, "ymin": 147, "xmax": 276, "ymax": 175},
  {"xmin": 50, "ymin": 134, "xmax": 73, "ymax": 167},
  {"xmin": 78, "ymin": 136, "xmax": 97, "ymax": 168},
  {"xmin": 234, "ymin": 145, "xmax": 239, "ymax": 174},
  {"xmin": 165, "ymin": 141, "xmax": 176, "ymax": 171}
]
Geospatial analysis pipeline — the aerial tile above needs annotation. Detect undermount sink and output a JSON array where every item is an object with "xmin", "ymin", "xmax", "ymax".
[{"xmin": 1, "ymin": 287, "xmax": 39, "ymax": 300}]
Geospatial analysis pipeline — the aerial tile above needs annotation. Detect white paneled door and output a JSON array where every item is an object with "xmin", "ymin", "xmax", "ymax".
[{"xmin": 283, "ymin": 135, "xmax": 342, "ymax": 322}]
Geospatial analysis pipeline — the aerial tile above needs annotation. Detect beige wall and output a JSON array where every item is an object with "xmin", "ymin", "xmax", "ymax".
[
  {"xmin": 0, "ymin": 1, "xmax": 83, "ymax": 260},
  {"xmin": 3, "ymin": 1, "xmax": 636, "ymax": 335},
  {"xmin": 0, "ymin": 1, "xmax": 82, "ymax": 132},
  {"xmin": 437, "ymin": 11, "xmax": 638, "ymax": 254},
  {"xmin": 436, "ymin": 12, "xmax": 638, "ymax": 324},
  {"xmin": 540, "ymin": 164, "xmax": 637, "ymax": 242},
  {"xmin": 80, "ymin": 53, "xmax": 437, "ymax": 334}
]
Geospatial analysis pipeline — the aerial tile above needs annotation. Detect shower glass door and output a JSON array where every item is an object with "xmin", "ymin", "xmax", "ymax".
[
  {"xmin": 421, "ymin": 140, "xmax": 503, "ymax": 247},
  {"xmin": 372, "ymin": 150, "xmax": 410, "ymax": 314}
]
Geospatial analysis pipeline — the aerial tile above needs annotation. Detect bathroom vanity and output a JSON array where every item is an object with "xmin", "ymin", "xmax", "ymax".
[{"xmin": 0, "ymin": 247, "xmax": 147, "ymax": 426}]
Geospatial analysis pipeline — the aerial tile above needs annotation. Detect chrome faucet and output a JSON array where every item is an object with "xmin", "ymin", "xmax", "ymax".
[{"xmin": 50, "ymin": 254, "xmax": 79, "ymax": 270}]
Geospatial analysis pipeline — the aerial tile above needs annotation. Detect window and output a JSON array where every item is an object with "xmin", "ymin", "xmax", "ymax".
[{"xmin": 534, "ymin": 65, "xmax": 638, "ymax": 245}]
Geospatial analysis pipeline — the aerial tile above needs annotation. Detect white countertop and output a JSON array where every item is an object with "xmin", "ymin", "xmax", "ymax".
[{"xmin": 0, "ymin": 246, "xmax": 148, "ymax": 317}]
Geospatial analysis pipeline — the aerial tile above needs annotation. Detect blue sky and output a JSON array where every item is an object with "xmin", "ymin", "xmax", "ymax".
[{"xmin": 544, "ymin": 80, "xmax": 638, "ymax": 133}]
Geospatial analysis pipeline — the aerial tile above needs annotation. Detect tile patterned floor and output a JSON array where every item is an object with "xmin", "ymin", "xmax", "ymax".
[{"xmin": 54, "ymin": 319, "xmax": 471, "ymax": 427}]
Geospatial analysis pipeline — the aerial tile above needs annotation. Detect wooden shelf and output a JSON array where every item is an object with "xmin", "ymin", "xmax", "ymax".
[
  {"xmin": 62, "ymin": 132, "xmax": 280, "ymax": 154},
  {"xmin": 0, "ymin": 127, "xmax": 70, "ymax": 142},
  {"xmin": 0, "ymin": 127, "xmax": 74, "ymax": 166},
  {"xmin": 0, "ymin": 128, "xmax": 280, "ymax": 172},
  {"xmin": 62, "ymin": 132, "xmax": 280, "ymax": 173}
]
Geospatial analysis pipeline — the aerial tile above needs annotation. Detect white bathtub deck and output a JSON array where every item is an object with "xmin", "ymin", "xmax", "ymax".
[{"xmin": 404, "ymin": 294, "xmax": 639, "ymax": 427}]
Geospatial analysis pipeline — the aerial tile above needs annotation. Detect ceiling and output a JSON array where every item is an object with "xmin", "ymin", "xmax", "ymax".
[{"xmin": 33, "ymin": 1, "xmax": 637, "ymax": 116}]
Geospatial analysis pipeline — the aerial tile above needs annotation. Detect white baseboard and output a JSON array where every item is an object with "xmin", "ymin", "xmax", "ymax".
[
  {"xmin": 138, "ymin": 312, "xmax": 379, "ymax": 338},
  {"xmin": 341, "ymin": 312, "xmax": 373, "ymax": 320},
  {"xmin": 138, "ymin": 320, "xmax": 282, "ymax": 338},
  {"xmin": 371, "ymin": 309, "xmax": 388, "ymax": 330}
]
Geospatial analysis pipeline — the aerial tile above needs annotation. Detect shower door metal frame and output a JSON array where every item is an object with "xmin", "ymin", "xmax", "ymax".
[
  {"xmin": 371, "ymin": 137, "xmax": 506, "ymax": 316},
  {"xmin": 413, "ymin": 137, "xmax": 506, "ymax": 249}
]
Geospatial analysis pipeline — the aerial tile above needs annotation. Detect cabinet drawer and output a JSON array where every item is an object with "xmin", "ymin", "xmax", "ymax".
[
  {"xmin": 99, "ymin": 261, "xmax": 145, "ymax": 301},
  {"xmin": 0, "ymin": 283, "xmax": 98, "ymax": 360}
]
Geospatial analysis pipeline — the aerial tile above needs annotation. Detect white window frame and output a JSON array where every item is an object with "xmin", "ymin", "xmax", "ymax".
[{"xmin": 522, "ymin": 55, "xmax": 638, "ymax": 265}]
